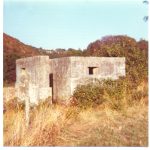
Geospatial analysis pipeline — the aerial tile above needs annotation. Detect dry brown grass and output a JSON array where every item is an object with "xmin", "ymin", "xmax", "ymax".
[{"xmin": 3, "ymin": 99, "xmax": 148, "ymax": 146}]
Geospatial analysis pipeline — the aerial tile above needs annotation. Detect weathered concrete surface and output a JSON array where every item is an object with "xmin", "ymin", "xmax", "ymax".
[
  {"xmin": 70, "ymin": 57, "xmax": 125, "ymax": 95},
  {"xmin": 50, "ymin": 57, "xmax": 71, "ymax": 104},
  {"xmin": 15, "ymin": 56, "xmax": 125, "ymax": 105},
  {"xmin": 15, "ymin": 56, "xmax": 52, "ymax": 105}
]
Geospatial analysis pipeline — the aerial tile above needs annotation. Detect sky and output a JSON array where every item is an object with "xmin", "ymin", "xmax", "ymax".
[{"xmin": 3, "ymin": 0, "xmax": 148, "ymax": 50}]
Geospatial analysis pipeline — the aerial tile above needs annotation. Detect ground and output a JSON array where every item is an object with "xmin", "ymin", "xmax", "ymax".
[{"xmin": 3, "ymin": 97, "xmax": 148, "ymax": 146}]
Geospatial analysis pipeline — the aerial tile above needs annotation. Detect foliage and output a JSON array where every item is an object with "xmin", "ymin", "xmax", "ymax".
[
  {"xmin": 74, "ymin": 78, "xmax": 127, "ymax": 110},
  {"xmin": 4, "ymin": 53, "xmax": 21, "ymax": 84},
  {"xmin": 73, "ymin": 77, "xmax": 148, "ymax": 110},
  {"xmin": 85, "ymin": 35, "xmax": 148, "ymax": 85},
  {"xmin": 74, "ymin": 36, "xmax": 148, "ymax": 109}
]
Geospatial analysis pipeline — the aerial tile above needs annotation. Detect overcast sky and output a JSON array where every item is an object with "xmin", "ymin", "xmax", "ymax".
[{"xmin": 4, "ymin": 0, "xmax": 148, "ymax": 49}]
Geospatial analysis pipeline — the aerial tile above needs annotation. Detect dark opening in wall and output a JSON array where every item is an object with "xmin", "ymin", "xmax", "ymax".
[
  {"xmin": 49, "ymin": 73, "xmax": 53, "ymax": 87},
  {"xmin": 88, "ymin": 67, "xmax": 98, "ymax": 75},
  {"xmin": 49, "ymin": 73, "xmax": 54, "ymax": 103},
  {"xmin": 21, "ymin": 68, "xmax": 26, "ymax": 70}
]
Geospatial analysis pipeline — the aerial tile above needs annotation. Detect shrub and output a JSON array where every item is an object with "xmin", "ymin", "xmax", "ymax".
[
  {"xmin": 73, "ymin": 78, "xmax": 128, "ymax": 110},
  {"xmin": 74, "ymin": 76, "xmax": 148, "ymax": 110},
  {"xmin": 73, "ymin": 83, "xmax": 105, "ymax": 109}
]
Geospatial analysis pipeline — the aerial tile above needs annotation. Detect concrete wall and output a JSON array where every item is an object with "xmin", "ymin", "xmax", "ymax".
[
  {"xmin": 15, "ymin": 56, "xmax": 125, "ymax": 105},
  {"xmin": 50, "ymin": 57, "xmax": 71, "ymax": 104},
  {"xmin": 70, "ymin": 57, "xmax": 125, "ymax": 95},
  {"xmin": 15, "ymin": 56, "xmax": 51, "ymax": 105}
]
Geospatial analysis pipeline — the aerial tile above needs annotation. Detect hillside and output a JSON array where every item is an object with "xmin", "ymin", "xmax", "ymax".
[{"xmin": 3, "ymin": 33, "xmax": 43, "ymax": 84}]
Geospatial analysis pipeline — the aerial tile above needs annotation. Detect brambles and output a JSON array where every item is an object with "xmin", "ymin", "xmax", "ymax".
[
  {"xmin": 73, "ymin": 78, "xmax": 148, "ymax": 110},
  {"xmin": 73, "ymin": 78, "xmax": 127, "ymax": 110}
]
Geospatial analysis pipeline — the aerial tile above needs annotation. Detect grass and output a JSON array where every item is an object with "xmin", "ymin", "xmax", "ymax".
[{"xmin": 3, "ymin": 99, "xmax": 148, "ymax": 146}]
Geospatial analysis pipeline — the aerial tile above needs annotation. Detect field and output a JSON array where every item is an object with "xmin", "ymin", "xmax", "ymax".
[{"xmin": 3, "ymin": 95, "xmax": 148, "ymax": 146}]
